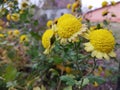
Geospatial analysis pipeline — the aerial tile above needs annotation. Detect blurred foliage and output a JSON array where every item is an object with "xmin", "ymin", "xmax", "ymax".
[{"xmin": 0, "ymin": 0, "xmax": 119, "ymax": 90}]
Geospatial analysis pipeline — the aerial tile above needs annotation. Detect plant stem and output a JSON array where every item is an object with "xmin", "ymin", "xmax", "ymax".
[
  {"xmin": 80, "ymin": 78, "xmax": 84, "ymax": 90},
  {"xmin": 87, "ymin": 57, "xmax": 96, "ymax": 76},
  {"xmin": 56, "ymin": 70, "xmax": 63, "ymax": 90}
]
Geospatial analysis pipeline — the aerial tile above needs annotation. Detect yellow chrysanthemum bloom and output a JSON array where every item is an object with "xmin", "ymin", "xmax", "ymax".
[
  {"xmin": 8, "ymin": 2, "xmax": 14, "ymax": 8},
  {"xmin": 66, "ymin": 4, "xmax": 71, "ymax": 9},
  {"xmin": 88, "ymin": 5, "xmax": 93, "ymax": 9},
  {"xmin": 21, "ymin": 1, "xmax": 28, "ymax": 9},
  {"xmin": 72, "ymin": 2, "xmax": 79, "ymax": 12},
  {"xmin": 102, "ymin": 1, "xmax": 108, "ymax": 7},
  {"xmin": 42, "ymin": 29, "xmax": 54, "ymax": 54},
  {"xmin": 20, "ymin": 35, "xmax": 28, "ymax": 43},
  {"xmin": 4, "ymin": 0, "xmax": 7, "ymax": 2},
  {"xmin": 0, "ymin": 34, "xmax": 4, "ymax": 38},
  {"xmin": 19, "ymin": 10, "xmax": 24, "ymax": 14},
  {"xmin": 90, "ymin": 26, "xmax": 97, "ymax": 31},
  {"xmin": 84, "ymin": 29, "xmax": 116, "ymax": 60},
  {"xmin": 102, "ymin": 10, "xmax": 109, "ymax": 16},
  {"xmin": 0, "ymin": 26, "xmax": 3, "ymax": 30},
  {"xmin": 8, "ymin": 30, "xmax": 13, "ymax": 35},
  {"xmin": 11, "ymin": 13, "xmax": 20, "ymax": 22},
  {"xmin": 57, "ymin": 14, "xmax": 87, "ymax": 44},
  {"xmin": 46, "ymin": 20, "xmax": 53, "ymax": 28},
  {"xmin": 6, "ymin": 14, "xmax": 11, "ymax": 21},
  {"xmin": 111, "ymin": 1, "xmax": 116, "ymax": 5},
  {"xmin": 13, "ymin": 30, "xmax": 20, "ymax": 36}
]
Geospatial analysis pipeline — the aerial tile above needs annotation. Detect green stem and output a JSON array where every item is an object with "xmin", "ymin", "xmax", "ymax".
[{"xmin": 80, "ymin": 78, "xmax": 84, "ymax": 90}]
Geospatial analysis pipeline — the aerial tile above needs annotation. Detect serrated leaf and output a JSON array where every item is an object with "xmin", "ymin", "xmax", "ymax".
[
  {"xmin": 76, "ymin": 78, "xmax": 89, "ymax": 87},
  {"xmin": 53, "ymin": 56, "xmax": 63, "ymax": 64},
  {"xmin": 88, "ymin": 75, "xmax": 105, "ymax": 84},
  {"xmin": 60, "ymin": 75, "xmax": 75, "ymax": 86}
]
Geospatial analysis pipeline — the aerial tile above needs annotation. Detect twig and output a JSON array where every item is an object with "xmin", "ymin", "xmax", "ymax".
[{"xmin": 56, "ymin": 70, "xmax": 63, "ymax": 90}]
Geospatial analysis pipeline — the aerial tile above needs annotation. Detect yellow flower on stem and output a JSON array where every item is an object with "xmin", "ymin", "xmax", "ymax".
[
  {"xmin": 84, "ymin": 29, "xmax": 116, "ymax": 60},
  {"xmin": 0, "ymin": 26, "xmax": 3, "ymax": 30},
  {"xmin": 65, "ymin": 67, "xmax": 72, "ymax": 74},
  {"xmin": 8, "ymin": 30, "xmax": 13, "ymax": 35},
  {"xmin": 102, "ymin": 10, "xmax": 109, "ymax": 16},
  {"xmin": 46, "ymin": 20, "xmax": 53, "ymax": 28},
  {"xmin": 11, "ymin": 13, "xmax": 20, "ymax": 22},
  {"xmin": 57, "ymin": 14, "xmax": 87, "ymax": 44},
  {"xmin": 21, "ymin": 1, "xmax": 29, "ymax": 9},
  {"xmin": 19, "ymin": 10, "xmax": 24, "ymax": 14},
  {"xmin": 66, "ymin": 4, "xmax": 71, "ymax": 9},
  {"xmin": 6, "ymin": 14, "xmax": 11, "ymax": 21},
  {"xmin": 102, "ymin": 1, "xmax": 108, "ymax": 7},
  {"xmin": 88, "ymin": 5, "xmax": 93, "ymax": 9},
  {"xmin": 72, "ymin": 1, "xmax": 80, "ymax": 12},
  {"xmin": 111, "ymin": 1, "xmax": 116, "ymax": 5},
  {"xmin": 42, "ymin": 29, "xmax": 54, "ymax": 54},
  {"xmin": 0, "ymin": 34, "xmax": 4, "ymax": 38},
  {"xmin": 13, "ymin": 30, "xmax": 20, "ymax": 36},
  {"xmin": 20, "ymin": 35, "xmax": 28, "ymax": 43}
]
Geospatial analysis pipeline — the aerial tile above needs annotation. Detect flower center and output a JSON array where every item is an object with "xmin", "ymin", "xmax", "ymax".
[{"xmin": 57, "ymin": 14, "xmax": 82, "ymax": 38}]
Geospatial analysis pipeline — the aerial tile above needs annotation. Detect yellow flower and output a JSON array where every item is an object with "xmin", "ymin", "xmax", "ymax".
[
  {"xmin": 93, "ymin": 81, "xmax": 99, "ymax": 87},
  {"xmin": 72, "ymin": 2, "xmax": 79, "ymax": 12},
  {"xmin": 111, "ymin": 1, "xmax": 116, "ymax": 5},
  {"xmin": 11, "ymin": 13, "xmax": 20, "ymax": 22},
  {"xmin": 65, "ymin": 67, "xmax": 72, "ymax": 73},
  {"xmin": 57, "ymin": 14, "xmax": 87, "ymax": 44},
  {"xmin": 8, "ymin": 30, "xmax": 13, "ymax": 35},
  {"xmin": 90, "ymin": 26, "xmax": 97, "ymax": 31},
  {"xmin": 46, "ymin": 20, "xmax": 53, "ymax": 28},
  {"xmin": 13, "ymin": 30, "xmax": 20, "ymax": 36},
  {"xmin": 20, "ymin": 35, "xmax": 28, "ymax": 43},
  {"xmin": 0, "ymin": 26, "xmax": 3, "ymax": 30},
  {"xmin": 84, "ymin": 29, "xmax": 116, "ymax": 60},
  {"xmin": 8, "ymin": 2, "xmax": 14, "ymax": 7},
  {"xmin": 4, "ymin": 0, "xmax": 7, "ymax": 2},
  {"xmin": 19, "ymin": 10, "xmax": 24, "ymax": 14},
  {"xmin": 0, "ymin": 34, "xmax": 4, "ymax": 38},
  {"xmin": 66, "ymin": 4, "xmax": 71, "ymax": 9},
  {"xmin": 42, "ymin": 29, "xmax": 54, "ymax": 54},
  {"xmin": 21, "ymin": 1, "xmax": 29, "ymax": 9},
  {"xmin": 102, "ymin": 10, "xmax": 109, "ymax": 16},
  {"xmin": 88, "ymin": 5, "xmax": 93, "ymax": 9},
  {"xmin": 6, "ymin": 14, "xmax": 11, "ymax": 21},
  {"xmin": 102, "ymin": 1, "xmax": 108, "ymax": 7}
]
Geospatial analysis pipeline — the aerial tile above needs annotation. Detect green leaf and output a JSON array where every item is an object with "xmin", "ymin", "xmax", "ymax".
[
  {"xmin": 52, "ymin": 56, "xmax": 63, "ymax": 64},
  {"xmin": 63, "ymin": 86, "xmax": 72, "ymax": 90},
  {"xmin": 3, "ymin": 65, "xmax": 17, "ymax": 82},
  {"xmin": 33, "ymin": 20, "xmax": 39, "ymax": 26},
  {"xmin": 7, "ymin": 50, "xmax": 16, "ymax": 59},
  {"xmin": 60, "ymin": 75, "xmax": 75, "ymax": 86},
  {"xmin": 76, "ymin": 78, "xmax": 89, "ymax": 87},
  {"xmin": 88, "ymin": 75, "xmax": 105, "ymax": 84}
]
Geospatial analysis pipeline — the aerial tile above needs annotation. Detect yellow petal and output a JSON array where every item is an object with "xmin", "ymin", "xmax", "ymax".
[
  {"xmin": 96, "ymin": 51, "xmax": 103, "ymax": 59},
  {"xmin": 85, "ymin": 45, "xmax": 94, "ymax": 52},
  {"xmin": 91, "ymin": 50, "xmax": 97, "ymax": 57},
  {"xmin": 103, "ymin": 53, "xmax": 110, "ymax": 60},
  {"xmin": 84, "ymin": 42, "xmax": 91, "ymax": 47},
  {"xmin": 108, "ymin": 51, "xmax": 116, "ymax": 57}
]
